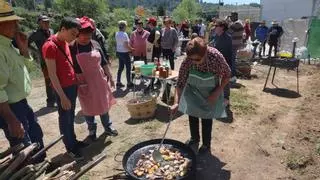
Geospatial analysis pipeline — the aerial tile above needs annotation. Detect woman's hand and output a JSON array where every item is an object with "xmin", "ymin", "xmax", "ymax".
[
  {"xmin": 109, "ymin": 79, "xmax": 115, "ymax": 88},
  {"xmin": 207, "ymin": 91, "xmax": 220, "ymax": 105},
  {"xmin": 170, "ymin": 103, "xmax": 179, "ymax": 115}
]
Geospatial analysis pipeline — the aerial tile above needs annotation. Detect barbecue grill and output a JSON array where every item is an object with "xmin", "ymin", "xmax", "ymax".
[{"xmin": 263, "ymin": 57, "xmax": 300, "ymax": 93}]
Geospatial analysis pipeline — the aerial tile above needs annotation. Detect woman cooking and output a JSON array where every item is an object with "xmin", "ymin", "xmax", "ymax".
[
  {"xmin": 171, "ymin": 37, "xmax": 231, "ymax": 154},
  {"xmin": 70, "ymin": 16, "xmax": 118, "ymax": 141}
]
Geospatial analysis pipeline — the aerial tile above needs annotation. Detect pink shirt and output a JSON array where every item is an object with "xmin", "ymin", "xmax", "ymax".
[{"xmin": 130, "ymin": 29, "xmax": 150, "ymax": 57}]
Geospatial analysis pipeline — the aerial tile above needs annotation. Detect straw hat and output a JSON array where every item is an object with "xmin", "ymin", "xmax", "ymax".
[{"xmin": 0, "ymin": 1, "xmax": 23, "ymax": 22}]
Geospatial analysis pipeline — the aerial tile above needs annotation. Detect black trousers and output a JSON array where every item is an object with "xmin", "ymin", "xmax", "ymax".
[
  {"xmin": 44, "ymin": 77, "xmax": 56, "ymax": 105},
  {"xmin": 259, "ymin": 40, "xmax": 267, "ymax": 57},
  {"xmin": 152, "ymin": 47, "xmax": 161, "ymax": 60},
  {"xmin": 268, "ymin": 41, "xmax": 278, "ymax": 57},
  {"xmin": 162, "ymin": 48, "xmax": 175, "ymax": 70},
  {"xmin": 189, "ymin": 116, "xmax": 213, "ymax": 146}
]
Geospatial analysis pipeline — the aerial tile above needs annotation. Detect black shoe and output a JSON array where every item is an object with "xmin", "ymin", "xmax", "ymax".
[
  {"xmin": 47, "ymin": 102, "xmax": 55, "ymax": 108},
  {"xmin": 199, "ymin": 145, "xmax": 211, "ymax": 154},
  {"xmin": 76, "ymin": 140, "xmax": 89, "ymax": 149},
  {"xmin": 127, "ymin": 83, "xmax": 134, "ymax": 88},
  {"xmin": 87, "ymin": 134, "xmax": 97, "ymax": 141},
  {"xmin": 185, "ymin": 139, "xmax": 199, "ymax": 153},
  {"xmin": 68, "ymin": 149, "xmax": 84, "ymax": 161},
  {"xmin": 104, "ymin": 127, "xmax": 118, "ymax": 136},
  {"xmin": 116, "ymin": 82, "xmax": 125, "ymax": 88}
]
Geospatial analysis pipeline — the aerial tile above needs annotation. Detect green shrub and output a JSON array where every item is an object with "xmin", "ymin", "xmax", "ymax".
[{"xmin": 24, "ymin": 59, "xmax": 42, "ymax": 79}]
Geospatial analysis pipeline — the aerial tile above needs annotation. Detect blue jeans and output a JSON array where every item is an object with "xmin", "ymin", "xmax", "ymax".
[
  {"xmin": 56, "ymin": 85, "xmax": 77, "ymax": 152},
  {"xmin": 116, "ymin": 52, "xmax": 131, "ymax": 84},
  {"xmin": 0, "ymin": 99, "xmax": 45, "ymax": 162},
  {"xmin": 231, "ymin": 46, "xmax": 238, "ymax": 77},
  {"xmin": 85, "ymin": 113, "xmax": 112, "ymax": 135}
]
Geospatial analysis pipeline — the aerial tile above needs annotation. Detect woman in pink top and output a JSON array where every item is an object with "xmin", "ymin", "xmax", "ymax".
[{"xmin": 130, "ymin": 19, "xmax": 150, "ymax": 62}]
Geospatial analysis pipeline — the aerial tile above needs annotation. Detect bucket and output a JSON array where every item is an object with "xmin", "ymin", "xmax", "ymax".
[{"xmin": 140, "ymin": 64, "xmax": 156, "ymax": 76}]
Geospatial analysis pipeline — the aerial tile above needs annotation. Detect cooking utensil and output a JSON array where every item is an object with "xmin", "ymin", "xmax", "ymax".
[
  {"xmin": 122, "ymin": 139, "xmax": 196, "ymax": 180},
  {"xmin": 152, "ymin": 113, "xmax": 173, "ymax": 162}
]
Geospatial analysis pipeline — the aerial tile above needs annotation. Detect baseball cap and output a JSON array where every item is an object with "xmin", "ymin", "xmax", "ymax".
[
  {"xmin": 147, "ymin": 17, "xmax": 157, "ymax": 24},
  {"xmin": 38, "ymin": 15, "xmax": 50, "ymax": 22},
  {"xmin": 79, "ymin": 16, "xmax": 95, "ymax": 30}
]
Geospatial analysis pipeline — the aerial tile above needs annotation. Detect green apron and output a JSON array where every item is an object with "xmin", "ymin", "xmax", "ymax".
[{"xmin": 178, "ymin": 67, "xmax": 226, "ymax": 119}]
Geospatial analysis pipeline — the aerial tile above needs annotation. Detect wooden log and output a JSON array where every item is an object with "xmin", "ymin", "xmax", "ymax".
[
  {"xmin": 9, "ymin": 165, "xmax": 34, "ymax": 180},
  {"xmin": 29, "ymin": 135, "xmax": 63, "ymax": 163},
  {"xmin": 0, "ymin": 156, "xmax": 11, "ymax": 165},
  {"xmin": 70, "ymin": 153, "xmax": 106, "ymax": 180},
  {"xmin": 0, "ymin": 143, "xmax": 38, "ymax": 180},
  {"xmin": 60, "ymin": 161, "xmax": 76, "ymax": 171},
  {"xmin": 43, "ymin": 167, "xmax": 60, "ymax": 179},
  {"xmin": 0, "ymin": 144, "xmax": 24, "ymax": 160},
  {"xmin": 30, "ymin": 161, "xmax": 50, "ymax": 179},
  {"xmin": 20, "ymin": 172, "xmax": 34, "ymax": 180}
]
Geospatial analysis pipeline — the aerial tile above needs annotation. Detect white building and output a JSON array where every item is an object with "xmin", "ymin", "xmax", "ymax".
[
  {"xmin": 219, "ymin": 6, "xmax": 261, "ymax": 22},
  {"xmin": 261, "ymin": 0, "xmax": 320, "ymax": 21}
]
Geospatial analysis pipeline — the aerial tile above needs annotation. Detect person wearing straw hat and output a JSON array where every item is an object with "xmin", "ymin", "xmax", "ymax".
[
  {"xmin": 28, "ymin": 15, "xmax": 56, "ymax": 108},
  {"xmin": 267, "ymin": 20, "xmax": 283, "ymax": 57},
  {"xmin": 0, "ymin": 0, "xmax": 45, "ymax": 162}
]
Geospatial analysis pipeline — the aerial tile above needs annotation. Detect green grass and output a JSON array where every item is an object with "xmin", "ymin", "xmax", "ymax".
[
  {"xmin": 143, "ymin": 119, "xmax": 162, "ymax": 131},
  {"xmin": 286, "ymin": 153, "xmax": 314, "ymax": 171},
  {"xmin": 230, "ymin": 87, "xmax": 257, "ymax": 115}
]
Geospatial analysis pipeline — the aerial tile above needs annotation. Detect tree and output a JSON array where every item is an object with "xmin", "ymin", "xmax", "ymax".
[
  {"xmin": 249, "ymin": 3, "xmax": 261, "ymax": 8},
  {"xmin": 157, "ymin": 4, "xmax": 166, "ymax": 16},
  {"xmin": 54, "ymin": 0, "xmax": 108, "ymax": 18},
  {"xmin": 14, "ymin": 0, "xmax": 36, "ymax": 10},
  {"xmin": 172, "ymin": 0, "xmax": 201, "ymax": 23},
  {"xmin": 44, "ymin": 0, "xmax": 52, "ymax": 10}
]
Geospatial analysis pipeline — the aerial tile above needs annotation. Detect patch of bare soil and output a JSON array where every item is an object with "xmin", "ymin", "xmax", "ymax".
[{"xmin": 1, "ymin": 58, "xmax": 319, "ymax": 180}]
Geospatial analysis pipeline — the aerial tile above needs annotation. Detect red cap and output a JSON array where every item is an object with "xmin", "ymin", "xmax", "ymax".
[
  {"xmin": 147, "ymin": 17, "xmax": 157, "ymax": 24},
  {"xmin": 79, "ymin": 16, "xmax": 95, "ymax": 30}
]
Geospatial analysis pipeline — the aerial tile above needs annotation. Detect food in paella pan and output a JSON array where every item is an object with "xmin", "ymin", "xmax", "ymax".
[{"xmin": 133, "ymin": 147, "xmax": 191, "ymax": 180}]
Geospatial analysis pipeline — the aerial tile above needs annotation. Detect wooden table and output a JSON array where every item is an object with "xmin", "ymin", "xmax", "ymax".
[{"xmin": 132, "ymin": 70, "xmax": 179, "ymax": 105}]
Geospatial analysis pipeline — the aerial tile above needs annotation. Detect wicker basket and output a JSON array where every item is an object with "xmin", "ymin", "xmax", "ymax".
[
  {"xmin": 126, "ymin": 97, "xmax": 157, "ymax": 119},
  {"xmin": 236, "ymin": 60, "xmax": 252, "ymax": 77}
]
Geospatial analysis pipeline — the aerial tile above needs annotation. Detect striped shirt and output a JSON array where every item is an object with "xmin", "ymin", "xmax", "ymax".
[{"xmin": 229, "ymin": 20, "xmax": 244, "ymax": 48}]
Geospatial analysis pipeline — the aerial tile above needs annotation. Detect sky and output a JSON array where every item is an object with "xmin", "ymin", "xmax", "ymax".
[{"xmin": 203, "ymin": 0, "xmax": 260, "ymax": 5}]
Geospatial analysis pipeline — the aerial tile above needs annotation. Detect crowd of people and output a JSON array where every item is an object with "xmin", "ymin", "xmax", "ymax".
[{"xmin": 0, "ymin": 0, "xmax": 286, "ymax": 163}]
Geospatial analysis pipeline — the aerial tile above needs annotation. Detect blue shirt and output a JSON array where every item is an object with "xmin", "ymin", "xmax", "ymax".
[{"xmin": 255, "ymin": 25, "xmax": 269, "ymax": 42}]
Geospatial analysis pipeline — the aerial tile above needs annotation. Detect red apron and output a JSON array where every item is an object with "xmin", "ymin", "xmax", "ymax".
[{"xmin": 76, "ymin": 49, "xmax": 116, "ymax": 116}]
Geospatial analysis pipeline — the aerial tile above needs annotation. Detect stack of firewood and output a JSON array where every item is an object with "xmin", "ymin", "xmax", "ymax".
[{"xmin": 0, "ymin": 135, "xmax": 106, "ymax": 180}]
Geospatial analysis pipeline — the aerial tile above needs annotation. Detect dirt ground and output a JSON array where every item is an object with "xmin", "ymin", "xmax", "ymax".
[{"xmin": 1, "ymin": 57, "xmax": 319, "ymax": 180}]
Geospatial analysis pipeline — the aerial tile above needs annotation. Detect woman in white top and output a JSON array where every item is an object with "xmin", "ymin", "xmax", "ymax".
[{"xmin": 115, "ymin": 20, "xmax": 134, "ymax": 88}]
